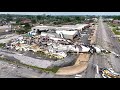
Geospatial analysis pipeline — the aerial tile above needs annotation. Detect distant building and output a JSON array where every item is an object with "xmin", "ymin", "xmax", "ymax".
[
  {"xmin": 31, "ymin": 24, "xmax": 89, "ymax": 32},
  {"xmin": 21, "ymin": 19, "xmax": 31, "ymax": 24},
  {"xmin": 10, "ymin": 21, "xmax": 16, "ymax": 24},
  {"xmin": 60, "ymin": 24, "xmax": 89, "ymax": 31},
  {"xmin": 0, "ymin": 25, "xmax": 11, "ymax": 32},
  {"xmin": 31, "ymin": 24, "xmax": 89, "ymax": 40},
  {"xmin": 113, "ymin": 20, "xmax": 120, "ymax": 24}
]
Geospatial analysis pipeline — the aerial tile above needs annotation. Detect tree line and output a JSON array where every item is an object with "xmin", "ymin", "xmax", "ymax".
[{"xmin": 0, "ymin": 14, "xmax": 97, "ymax": 25}]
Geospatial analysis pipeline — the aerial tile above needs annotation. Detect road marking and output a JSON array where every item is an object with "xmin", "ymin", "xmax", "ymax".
[{"xmin": 96, "ymin": 65, "xmax": 99, "ymax": 74}]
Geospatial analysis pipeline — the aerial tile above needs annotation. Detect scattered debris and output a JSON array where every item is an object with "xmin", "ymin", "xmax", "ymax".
[
  {"xmin": 111, "ymin": 51, "xmax": 120, "ymax": 58},
  {"xmin": 99, "ymin": 68, "xmax": 120, "ymax": 78}
]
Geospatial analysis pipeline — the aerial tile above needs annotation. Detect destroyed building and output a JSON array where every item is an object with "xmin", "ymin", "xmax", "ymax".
[{"xmin": 5, "ymin": 23, "xmax": 96, "ymax": 60}]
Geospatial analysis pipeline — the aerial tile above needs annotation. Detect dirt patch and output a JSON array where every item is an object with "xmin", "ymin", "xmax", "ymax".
[
  {"xmin": 56, "ymin": 62, "xmax": 88, "ymax": 75},
  {"xmin": 75, "ymin": 53, "xmax": 90, "ymax": 65},
  {"xmin": 56, "ymin": 53, "xmax": 90, "ymax": 75}
]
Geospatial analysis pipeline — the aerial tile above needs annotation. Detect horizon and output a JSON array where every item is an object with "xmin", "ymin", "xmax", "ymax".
[{"xmin": 0, "ymin": 12, "xmax": 120, "ymax": 16}]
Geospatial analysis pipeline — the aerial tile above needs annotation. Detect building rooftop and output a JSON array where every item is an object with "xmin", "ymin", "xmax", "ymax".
[
  {"xmin": 56, "ymin": 30, "xmax": 78, "ymax": 35},
  {"xmin": 32, "ymin": 24, "xmax": 89, "ymax": 31}
]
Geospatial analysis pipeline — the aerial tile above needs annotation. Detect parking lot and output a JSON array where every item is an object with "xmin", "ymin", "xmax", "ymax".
[{"xmin": 0, "ymin": 60, "xmax": 55, "ymax": 78}]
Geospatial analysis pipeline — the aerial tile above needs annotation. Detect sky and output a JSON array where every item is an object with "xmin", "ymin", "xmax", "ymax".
[{"xmin": 0, "ymin": 12, "xmax": 120, "ymax": 15}]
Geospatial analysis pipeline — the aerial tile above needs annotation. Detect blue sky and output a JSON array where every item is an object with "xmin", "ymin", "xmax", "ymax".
[{"xmin": 0, "ymin": 12, "xmax": 120, "ymax": 15}]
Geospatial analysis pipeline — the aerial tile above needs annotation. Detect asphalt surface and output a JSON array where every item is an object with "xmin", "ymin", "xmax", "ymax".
[
  {"xmin": 0, "ymin": 60, "xmax": 55, "ymax": 78},
  {"xmin": 80, "ymin": 28, "xmax": 92, "ymax": 45},
  {"xmin": 84, "ymin": 17, "xmax": 120, "ymax": 78},
  {"xmin": 0, "ymin": 31, "xmax": 13, "ymax": 36}
]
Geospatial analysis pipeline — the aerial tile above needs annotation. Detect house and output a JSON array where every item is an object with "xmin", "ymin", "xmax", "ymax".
[
  {"xmin": 21, "ymin": 19, "xmax": 31, "ymax": 24},
  {"xmin": 10, "ymin": 21, "xmax": 16, "ymax": 24},
  {"xmin": 113, "ymin": 20, "xmax": 120, "ymax": 24},
  {"xmin": 0, "ymin": 25, "xmax": 11, "ymax": 32},
  {"xmin": 31, "ymin": 26, "xmax": 52, "ymax": 33}
]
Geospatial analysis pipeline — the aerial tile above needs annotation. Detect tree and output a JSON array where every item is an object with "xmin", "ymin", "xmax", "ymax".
[
  {"xmin": 37, "ymin": 16, "xmax": 42, "ymax": 20},
  {"xmin": 6, "ymin": 14, "xmax": 13, "ymax": 22},
  {"xmin": 16, "ymin": 18, "xmax": 21, "ymax": 24},
  {"xmin": 16, "ymin": 29, "xmax": 30, "ymax": 34},
  {"xmin": 31, "ymin": 19, "xmax": 36, "ymax": 24},
  {"xmin": 24, "ymin": 23, "xmax": 31, "ymax": 29}
]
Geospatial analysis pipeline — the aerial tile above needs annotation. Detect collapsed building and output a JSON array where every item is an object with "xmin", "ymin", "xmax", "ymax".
[
  {"xmin": 30, "ymin": 24, "xmax": 89, "ymax": 37},
  {"xmin": 6, "ymin": 24, "xmax": 98, "ymax": 60}
]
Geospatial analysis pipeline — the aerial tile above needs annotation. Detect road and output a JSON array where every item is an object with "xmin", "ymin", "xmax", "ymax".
[
  {"xmin": 80, "ymin": 27, "xmax": 92, "ymax": 45},
  {"xmin": 84, "ymin": 17, "xmax": 120, "ymax": 78}
]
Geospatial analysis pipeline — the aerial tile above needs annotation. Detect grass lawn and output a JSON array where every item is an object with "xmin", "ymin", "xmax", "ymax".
[{"xmin": 112, "ymin": 28, "xmax": 120, "ymax": 35}]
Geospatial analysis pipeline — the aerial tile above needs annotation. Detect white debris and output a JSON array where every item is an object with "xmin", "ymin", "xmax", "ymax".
[
  {"xmin": 93, "ymin": 46, "xmax": 101, "ymax": 53},
  {"xmin": 75, "ymin": 74, "xmax": 82, "ymax": 78},
  {"xmin": 111, "ymin": 51, "xmax": 120, "ymax": 57},
  {"xmin": 81, "ymin": 45, "xmax": 90, "ymax": 52}
]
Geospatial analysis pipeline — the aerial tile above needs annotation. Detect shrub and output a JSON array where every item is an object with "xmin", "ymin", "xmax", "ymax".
[{"xmin": 0, "ymin": 43, "xmax": 5, "ymax": 48}]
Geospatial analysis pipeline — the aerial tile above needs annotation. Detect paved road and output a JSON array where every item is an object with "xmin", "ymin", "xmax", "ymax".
[
  {"xmin": 85, "ymin": 17, "xmax": 120, "ymax": 78},
  {"xmin": 80, "ymin": 28, "xmax": 92, "ymax": 45}
]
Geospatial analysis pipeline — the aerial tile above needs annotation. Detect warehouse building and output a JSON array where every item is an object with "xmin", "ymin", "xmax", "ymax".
[
  {"xmin": 56, "ymin": 30, "xmax": 78, "ymax": 40},
  {"xmin": 30, "ymin": 24, "xmax": 89, "ymax": 40},
  {"xmin": 40, "ymin": 30, "xmax": 78, "ymax": 40},
  {"xmin": 31, "ymin": 24, "xmax": 89, "ymax": 33}
]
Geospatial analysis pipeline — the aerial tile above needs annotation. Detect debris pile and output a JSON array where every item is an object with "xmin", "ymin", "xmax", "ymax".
[
  {"xmin": 99, "ymin": 68, "xmax": 120, "ymax": 78},
  {"xmin": 4, "ymin": 24, "xmax": 98, "ymax": 60}
]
